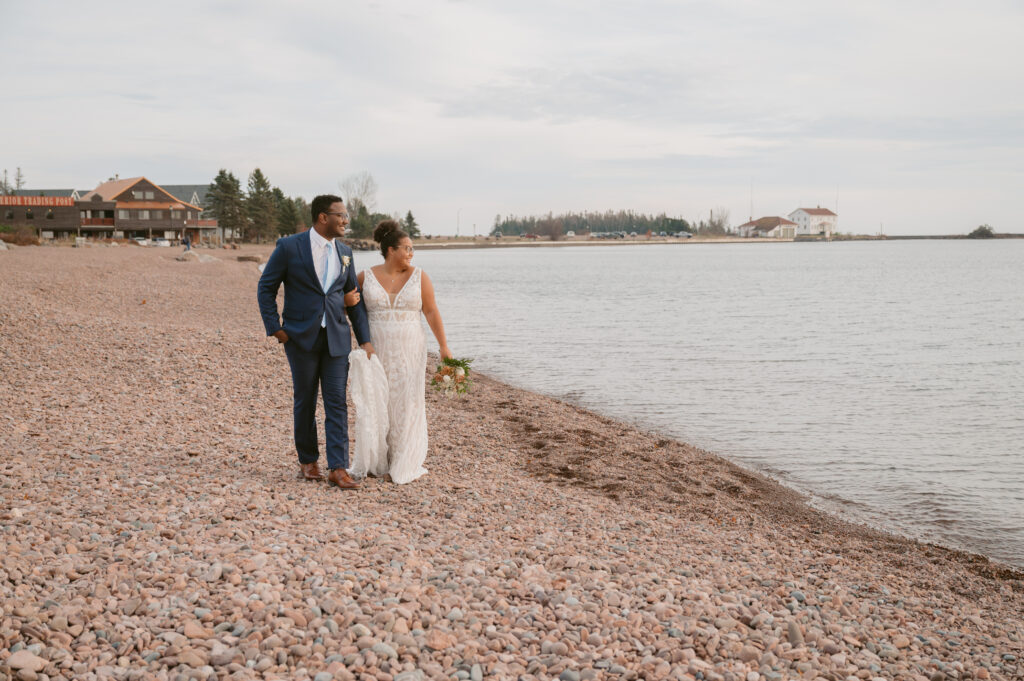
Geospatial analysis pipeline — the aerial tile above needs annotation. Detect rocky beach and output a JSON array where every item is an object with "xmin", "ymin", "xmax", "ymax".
[{"xmin": 1, "ymin": 244, "xmax": 1022, "ymax": 681}]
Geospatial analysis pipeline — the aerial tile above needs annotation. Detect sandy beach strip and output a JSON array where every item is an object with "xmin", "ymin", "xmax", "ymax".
[{"xmin": 1, "ymin": 244, "xmax": 1021, "ymax": 681}]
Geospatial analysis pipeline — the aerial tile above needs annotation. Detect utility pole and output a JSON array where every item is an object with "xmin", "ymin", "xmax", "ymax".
[{"xmin": 750, "ymin": 177, "xmax": 754, "ymax": 222}]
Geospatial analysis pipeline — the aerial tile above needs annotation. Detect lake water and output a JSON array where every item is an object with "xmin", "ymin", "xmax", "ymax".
[{"xmin": 409, "ymin": 240, "xmax": 1024, "ymax": 568}]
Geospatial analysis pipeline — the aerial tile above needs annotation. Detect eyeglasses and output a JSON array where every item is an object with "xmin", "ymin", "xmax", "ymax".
[
  {"xmin": 325, "ymin": 211, "xmax": 349, "ymax": 219},
  {"xmin": 397, "ymin": 245, "xmax": 414, "ymax": 253}
]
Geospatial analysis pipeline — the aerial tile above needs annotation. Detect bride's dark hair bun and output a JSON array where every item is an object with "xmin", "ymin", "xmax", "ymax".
[{"xmin": 374, "ymin": 219, "xmax": 409, "ymax": 258}]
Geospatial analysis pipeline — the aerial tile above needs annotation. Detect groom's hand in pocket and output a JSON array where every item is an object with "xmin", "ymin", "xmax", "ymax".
[{"xmin": 273, "ymin": 330, "xmax": 289, "ymax": 344}]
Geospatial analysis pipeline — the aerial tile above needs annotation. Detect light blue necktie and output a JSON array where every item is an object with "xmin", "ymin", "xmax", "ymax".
[
  {"xmin": 322, "ymin": 241, "xmax": 333, "ymax": 291},
  {"xmin": 321, "ymin": 241, "xmax": 334, "ymax": 327}
]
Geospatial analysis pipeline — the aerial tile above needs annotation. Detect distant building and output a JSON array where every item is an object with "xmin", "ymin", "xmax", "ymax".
[
  {"xmin": 80, "ymin": 176, "xmax": 209, "ymax": 241},
  {"xmin": 12, "ymin": 188, "xmax": 78, "ymax": 198},
  {"xmin": 1, "ymin": 192, "xmax": 80, "ymax": 236},
  {"xmin": 3, "ymin": 178, "xmax": 220, "ymax": 243},
  {"xmin": 161, "ymin": 184, "xmax": 213, "ymax": 218},
  {"xmin": 737, "ymin": 216, "xmax": 797, "ymax": 239},
  {"xmin": 789, "ymin": 207, "xmax": 837, "ymax": 237}
]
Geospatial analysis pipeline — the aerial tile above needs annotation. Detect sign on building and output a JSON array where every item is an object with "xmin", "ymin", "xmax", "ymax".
[{"xmin": 0, "ymin": 196, "xmax": 75, "ymax": 207}]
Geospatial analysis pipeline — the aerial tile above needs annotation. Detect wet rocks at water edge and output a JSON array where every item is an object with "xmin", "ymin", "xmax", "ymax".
[{"xmin": 0, "ymin": 245, "xmax": 1022, "ymax": 681}]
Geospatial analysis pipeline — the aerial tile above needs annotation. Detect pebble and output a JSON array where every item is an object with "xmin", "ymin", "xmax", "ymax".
[
  {"xmin": 787, "ymin": 621, "xmax": 804, "ymax": 647},
  {"xmin": 6, "ymin": 651, "xmax": 47, "ymax": 672},
  {"xmin": 0, "ymin": 246, "xmax": 1021, "ymax": 681}
]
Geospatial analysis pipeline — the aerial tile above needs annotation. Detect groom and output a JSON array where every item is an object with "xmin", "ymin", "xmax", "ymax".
[{"xmin": 257, "ymin": 194, "xmax": 374, "ymax": 490}]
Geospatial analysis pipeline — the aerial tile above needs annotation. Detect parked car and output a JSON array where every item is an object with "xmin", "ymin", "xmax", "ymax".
[
  {"xmin": 132, "ymin": 237, "xmax": 149, "ymax": 246},
  {"xmin": 629, "ymin": 231, "xmax": 638, "ymax": 237},
  {"xmin": 152, "ymin": 238, "xmax": 171, "ymax": 247},
  {"xmin": 677, "ymin": 231, "xmax": 693, "ymax": 239},
  {"xmin": 659, "ymin": 231, "xmax": 668, "ymax": 237}
]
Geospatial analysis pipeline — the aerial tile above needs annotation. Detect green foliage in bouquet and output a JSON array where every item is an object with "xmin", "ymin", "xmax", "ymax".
[{"xmin": 431, "ymin": 357, "xmax": 473, "ymax": 396}]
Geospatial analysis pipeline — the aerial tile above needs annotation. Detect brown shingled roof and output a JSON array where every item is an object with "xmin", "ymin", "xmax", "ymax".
[
  {"xmin": 81, "ymin": 176, "xmax": 203, "ymax": 211},
  {"xmin": 738, "ymin": 216, "xmax": 797, "ymax": 229},
  {"xmin": 795, "ymin": 207, "xmax": 837, "ymax": 216},
  {"xmin": 114, "ymin": 201, "xmax": 194, "ymax": 210},
  {"xmin": 81, "ymin": 177, "xmax": 142, "ymax": 202}
]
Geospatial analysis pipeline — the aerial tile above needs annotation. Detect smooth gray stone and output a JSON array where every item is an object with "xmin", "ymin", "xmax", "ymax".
[{"xmin": 394, "ymin": 672, "xmax": 425, "ymax": 681}]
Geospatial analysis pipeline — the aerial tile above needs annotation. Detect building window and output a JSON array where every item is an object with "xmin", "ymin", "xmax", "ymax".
[
  {"xmin": 187, "ymin": 211, "xmax": 193, "ymax": 219},
  {"xmin": 152, "ymin": 210, "xmax": 162, "ymax": 220},
  {"xmin": 26, "ymin": 209, "xmax": 34, "ymax": 219},
  {"xmin": 138, "ymin": 210, "xmax": 150, "ymax": 220},
  {"xmin": 145, "ymin": 191, "xmax": 154, "ymax": 200},
  {"xmin": 4, "ymin": 209, "xmax": 12, "ymax": 220},
  {"xmin": 46, "ymin": 209, "xmax": 55, "ymax": 220},
  {"xmin": 132, "ymin": 191, "xmax": 144, "ymax": 199},
  {"xmin": 118, "ymin": 209, "xmax": 130, "ymax": 219},
  {"xmin": 171, "ymin": 210, "xmax": 183, "ymax": 219}
]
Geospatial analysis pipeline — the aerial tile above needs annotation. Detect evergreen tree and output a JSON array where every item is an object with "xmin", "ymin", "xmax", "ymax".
[
  {"xmin": 246, "ymin": 168, "xmax": 275, "ymax": 242},
  {"xmin": 403, "ymin": 210, "xmax": 420, "ymax": 238},
  {"xmin": 490, "ymin": 209, "xmax": 693, "ymax": 236},
  {"xmin": 293, "ymin": 197, "xmax": 310, "ymax": 229},
  {"xmin": 346, "ymin": 198, "xmax": 373, "ymax": 239},
  {"xmin": 272, "ymin": 187, "xmax": 302, "ymax": 236},
  {"xmin": 207, "ymin": 169, "xmax": 245, "ymax": 243}
]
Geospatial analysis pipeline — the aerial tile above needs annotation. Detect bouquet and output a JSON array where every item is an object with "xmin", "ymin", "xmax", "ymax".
[{"xmin": 431, "ymin": 357, "xmax": 473, "ymax": 397}]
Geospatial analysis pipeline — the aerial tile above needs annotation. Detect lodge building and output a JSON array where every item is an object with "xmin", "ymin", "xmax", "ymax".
[
  {"xmin": 1, "ymin": 177, "xmax": 218, "ymax": 243},
  {"xmin": 1, "ymin": 193, "xmax": 80, "ymax": 233}
]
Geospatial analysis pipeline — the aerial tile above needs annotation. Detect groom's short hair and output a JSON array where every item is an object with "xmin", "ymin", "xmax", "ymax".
[{"xmin": 311, "ymin": 194, "xmax": 344, "ymax": 224}]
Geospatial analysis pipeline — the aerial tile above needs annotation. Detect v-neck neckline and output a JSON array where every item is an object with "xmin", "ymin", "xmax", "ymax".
[{"xmin": 369, "ymin": 266, "xmax": 415, "ymax": 309}]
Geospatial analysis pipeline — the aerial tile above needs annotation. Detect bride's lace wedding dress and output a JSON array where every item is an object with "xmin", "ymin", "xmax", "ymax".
[{"xmin": 361, "ymin": 266, "xmax": 428, "ymax": 484}]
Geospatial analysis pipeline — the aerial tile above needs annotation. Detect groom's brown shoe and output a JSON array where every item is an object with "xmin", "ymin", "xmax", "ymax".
[
  {"xmin": 327, "ymin": 468, "xmax": 359, "ymax": 490},
  {"xmin": 298, "ymin": 462, "xmax": 324, "ymax": 481}
]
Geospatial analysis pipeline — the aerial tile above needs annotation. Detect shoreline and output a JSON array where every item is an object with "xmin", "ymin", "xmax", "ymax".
[
  {"xmin": 454, "ymin": 364, "xmax": 1024, "ymax": 584},
  {"xmin": 461, "ymin": 363, "xmax": 1024, "ymax": 578},
  {"xmin": 2, "ymin": 245, "xmax": 1022, "ymax": 680},
  {"xmin": 407, "ymin": 234, "xmax": 1024, "ymax": 250}
]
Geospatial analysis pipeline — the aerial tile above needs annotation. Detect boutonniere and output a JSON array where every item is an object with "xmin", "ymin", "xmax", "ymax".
[{"xmin": 341, "ymin": 255, "xmax": 351, "ymax": 267}]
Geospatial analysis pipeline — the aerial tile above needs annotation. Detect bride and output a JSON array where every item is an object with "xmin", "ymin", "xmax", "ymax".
[{"xmin": 349, "ymin": 220, "xmax": 452, "ymax": 484}]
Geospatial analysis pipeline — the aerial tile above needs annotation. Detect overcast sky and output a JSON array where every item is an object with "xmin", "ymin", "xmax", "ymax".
[{"xmin": 2, "ymin": 0, "xmax": 1021, "ymax": 235}]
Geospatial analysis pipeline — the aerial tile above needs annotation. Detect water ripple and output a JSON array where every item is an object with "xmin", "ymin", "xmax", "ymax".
[{"xmin": 415, "ymin": 240, "xmax": 1024, "ymax": 567}]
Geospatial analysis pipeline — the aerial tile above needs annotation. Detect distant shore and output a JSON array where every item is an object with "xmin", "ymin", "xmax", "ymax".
[{"xmin": 410, "ymin": 233, "xmax": 1024, "ymax": 250}]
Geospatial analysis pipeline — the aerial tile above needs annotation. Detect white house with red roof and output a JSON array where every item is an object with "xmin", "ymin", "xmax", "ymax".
[{"xmin": 788, "ymin": 207, "xmax": 837, "ymax": 237}]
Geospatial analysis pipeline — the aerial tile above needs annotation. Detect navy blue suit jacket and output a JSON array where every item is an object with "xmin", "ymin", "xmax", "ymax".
[{"xmin": 257, "ymin": 230, "xmax": 371, "ymax": 357}]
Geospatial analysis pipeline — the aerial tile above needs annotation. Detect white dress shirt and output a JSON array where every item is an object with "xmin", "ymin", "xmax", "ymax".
[
  {"xmin": 309, "ymin": 228, "xmax": 338, "ymax": 327},
  {"xmin": 309, "ymin": 227, "xmax": 338, "ymax": 292}
]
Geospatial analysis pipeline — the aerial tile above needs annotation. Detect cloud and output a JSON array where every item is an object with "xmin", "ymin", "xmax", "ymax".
[{"xmin": 1, "ymin": 0, "xmax": 1022, "ymax": 234}]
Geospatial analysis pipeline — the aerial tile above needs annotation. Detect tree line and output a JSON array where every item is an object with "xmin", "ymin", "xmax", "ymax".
[
  {"xmin": 206, "ymin": 169, "xmax": 419, "ymax": 243},
  {"xmin": 206, "ymin": 169, "xmax": 308, "ymax": 243},
  {"xmin": 491, "ymin": 210, "xmax": 694, "ymax": 239}
]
